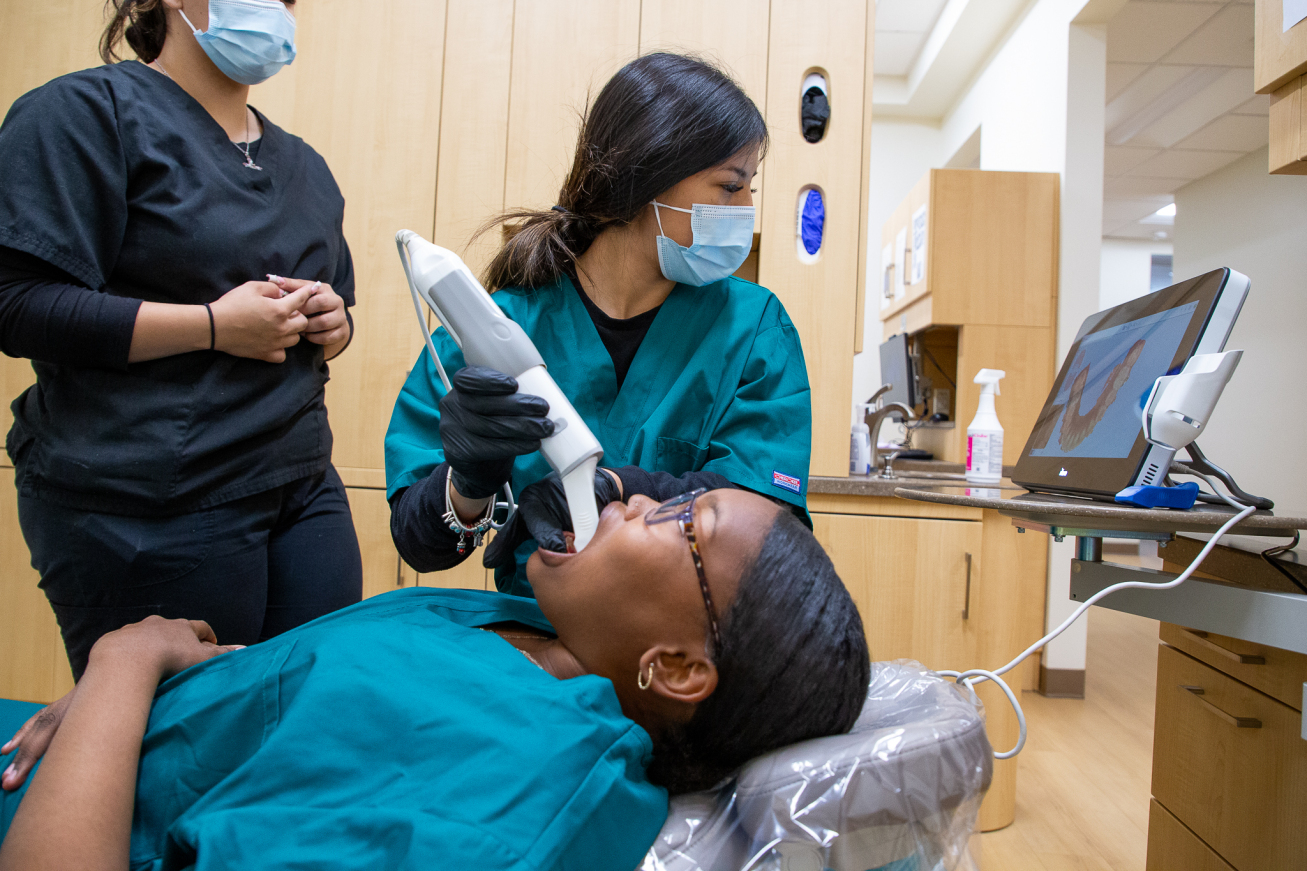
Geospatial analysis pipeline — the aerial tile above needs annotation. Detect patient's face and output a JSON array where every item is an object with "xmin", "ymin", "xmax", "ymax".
[{"xmin": 528, "ymin": 489, "xmax": 779, "ymax": 682}]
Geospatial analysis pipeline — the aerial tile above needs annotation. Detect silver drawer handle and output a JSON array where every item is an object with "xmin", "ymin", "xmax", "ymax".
[
  {"xmin": 1180, "ymin": 685, "xmax": 1263, "ymax": 729},
  {"xmin": 961, "ymin": 552, "xmax": 972, "ymax": 620}
]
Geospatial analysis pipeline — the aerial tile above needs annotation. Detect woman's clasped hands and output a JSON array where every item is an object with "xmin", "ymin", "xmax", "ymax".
[{"xmin": 209, "ymin": 275, "xmax": 348, "ymax": 363}]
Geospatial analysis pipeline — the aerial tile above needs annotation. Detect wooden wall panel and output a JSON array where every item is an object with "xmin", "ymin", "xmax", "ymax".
[
  {"xmin": 346, "ymin": 486, "xmax": 404, "ymax": 600},
  {"xmin": 757, "ymin": 0, "xmax": 870, "ymax": 479},
  {"xmin": 0, "ymin": 475, "xmax": 73, "ymax": 703},
  {"xmin": 433, "ymin": 0, "xmax": 515, "ymax": 278},
  {"xmin": 638, "ymin": 0, "xmax": 770, "ymax": 224},
  {"xmin": 263, "ymin": 0, "xmax": 445, "ymax": 474},
  {"xmin": 503, "ymin": 0, "xmax": 641, "ymax": 212}
]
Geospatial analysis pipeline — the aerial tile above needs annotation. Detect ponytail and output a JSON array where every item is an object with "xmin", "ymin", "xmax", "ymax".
[{"xmin": 100, "ymin": 0, "xmax": 169, "ymax": 65}]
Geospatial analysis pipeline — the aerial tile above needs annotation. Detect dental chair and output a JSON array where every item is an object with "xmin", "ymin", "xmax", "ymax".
[{"xmin": 642, "ymin": 661, "xmax": 992, "ymax": 871}]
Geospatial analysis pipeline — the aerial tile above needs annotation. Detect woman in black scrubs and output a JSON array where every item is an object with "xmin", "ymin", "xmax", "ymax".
[{"xmin": 0, "ymin": 0, "xmax": 362, "ymax": 679}]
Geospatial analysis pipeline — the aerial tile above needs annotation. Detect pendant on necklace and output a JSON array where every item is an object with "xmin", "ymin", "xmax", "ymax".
[{"xmin": 243, "ymin": 154, "xmax": 263, "ymax": 171}]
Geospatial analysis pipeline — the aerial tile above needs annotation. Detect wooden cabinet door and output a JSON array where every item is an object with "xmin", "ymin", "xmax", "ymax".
[
  {"xmin": 812, "ymin": 512, "xmax": 982, "ymax": 669},
  {"xmin": 0, "ymin": 472, "xmax": 74, "ymax": 703}
]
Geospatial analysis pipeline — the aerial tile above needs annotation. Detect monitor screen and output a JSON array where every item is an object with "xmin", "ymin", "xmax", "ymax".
[
  {"xmin": 1027, "ymin": 303, "xmax": 1197, "ymax": 460},
  {"xmin": 1013, "ymin": 267, "xmax": 1247, "ymax": 499},
  {"xmin": 879, "ymin": 333, "xmax": 915, "ymax": 411}
]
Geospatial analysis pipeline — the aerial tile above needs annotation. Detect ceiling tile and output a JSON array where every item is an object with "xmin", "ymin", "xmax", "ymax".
[
  {"xmin": 1105, "ymin": 145, "xmax": 1163, "ymax": 176},
  {"xmin": 1173, "ymin": 112, "xmax": 1269, "ymax": 151},
  {"xmin": 1162, "ymin": 3, "xmax": 1255, "ymax": 67},
  {"xmin": 1229, "ymin": 94, "xmax": 1270, "ymax": 115},
  {"xmin": 1106, "ymin": 64, "xmax": 1198, "ymax": 131},
  {"xmin": 1126, "ymin": 147, "xmax": 1243, "ymax": 178},
  {"xmin": 1126, "ymin": 66, "xmax": 1255, "ymax": 148},
  {"xmin": 873, "ymin": 30, "xmax": 929, "ymax": 76},
  {"xmin": 1107, "ymin": 2, "xmax": 1222, "ymax": 64},
  {"xmin": 1105, "ymin": 175, "xmax": 1191, "ymax": 197},
  {"xmin": 874, "ymin": 0, "xmax": 949, "ymax": 33},
  {"xmin": 1107, "ymin": 62, "xmax": 1150, "ymax": 102}
]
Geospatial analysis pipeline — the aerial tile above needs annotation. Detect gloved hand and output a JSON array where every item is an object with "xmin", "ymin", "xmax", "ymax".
[
  {"xmin": 484, "ymin": 469, "xmax": 623, "ymax": 568},
  {"xmin": 438, "ymin": 366, "xmax": 554, "ymax": 500}
]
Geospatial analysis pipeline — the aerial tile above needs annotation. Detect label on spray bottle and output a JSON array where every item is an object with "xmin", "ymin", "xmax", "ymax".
[{"xmin": 966, "ymin": 431, "xmax": 1003, "ymax": 482}]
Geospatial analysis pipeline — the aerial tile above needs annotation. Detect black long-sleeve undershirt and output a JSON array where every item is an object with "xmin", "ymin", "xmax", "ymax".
[
  {"xmin": 389, "ymin": 464, "xmax": 737, "ymax": 574},
  {"xmin": 0, "ymin": 246, "xmax": 141, "ymax": 369}
]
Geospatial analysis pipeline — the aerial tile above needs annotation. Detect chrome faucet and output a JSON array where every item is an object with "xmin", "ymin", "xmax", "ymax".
[{"xmin": 862, "ymin": 384, "xmax": 914, "ymax": 477}]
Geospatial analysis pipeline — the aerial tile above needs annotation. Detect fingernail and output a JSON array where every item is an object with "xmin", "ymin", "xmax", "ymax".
[
  {"xmin": 229, "ymin": 645, "xmax": 246, "ymax": 650},
  {"xmin": 267, "ymin": 274, "xmax": 282, "ymax": 283},
  {"xmin": 3, "ymin": 764, "xmax": 13, "ymax": 780}
]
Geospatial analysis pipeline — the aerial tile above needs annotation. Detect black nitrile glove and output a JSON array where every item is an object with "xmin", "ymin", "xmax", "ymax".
[
  {"xmin": 439, "ymin": 366, "xmax": 554, "ymax": 500},
  {"xmin": 484, "ymin": 469, "xmax": 623, "ymax": 569}
]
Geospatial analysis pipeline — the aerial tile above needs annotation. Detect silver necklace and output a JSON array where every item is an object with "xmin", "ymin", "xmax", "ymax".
[{"xmin": 153, "ymin": 60, "xmax": 262, "ymax": 171}]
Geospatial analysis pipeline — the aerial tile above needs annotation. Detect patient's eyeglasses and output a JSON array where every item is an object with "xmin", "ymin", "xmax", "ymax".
[{"xmin": 644, "ymin": 488, "xmax": 722, "ymax": 651}]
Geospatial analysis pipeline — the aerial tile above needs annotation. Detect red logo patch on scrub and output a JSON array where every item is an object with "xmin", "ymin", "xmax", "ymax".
[{"xmin": 772, "ymin": 471, "xmax": 802, "ymax": 494}]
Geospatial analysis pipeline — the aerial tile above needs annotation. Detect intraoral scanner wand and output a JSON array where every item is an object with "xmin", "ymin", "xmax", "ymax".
[{"xmin": 395, "ymin": 230, "xmax": 604, "ymax": 551}]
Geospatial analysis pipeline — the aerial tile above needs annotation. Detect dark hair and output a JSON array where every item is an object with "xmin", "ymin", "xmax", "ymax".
[
  {"xmin": 100, "ymin": 0, "xmax": 169, "ymax": 64},
  {"xmin": 479, "ymin": 52, "xmax": 767, "ymax": 291},
  {"xmin": 647, "ymin": 510, "xmax": 872, "ymax": 795}
]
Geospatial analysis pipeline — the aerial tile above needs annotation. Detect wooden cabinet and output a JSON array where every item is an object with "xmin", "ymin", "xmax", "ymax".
[
  {"xmin": 1255, "ymin": 1, "xmax": 1307, "ymax": 173},
  {"xmin": 1147, "ymin": 629, "xmax": 1307, "ymax": 871},
  {"xmin": 809, "ymin": 491, "xmax": 1047, "ymax": 832},
  {"xmin": 1255, "ymin": 0, "xmax": 1307, "ymax": 94},
  {"xmin": 1269, "ymin": 75, "xmax": 1307, "ymax": 174},
  {"xmin": 877, "ymin": 170, "xmax": 1059, "ymax": 468}
]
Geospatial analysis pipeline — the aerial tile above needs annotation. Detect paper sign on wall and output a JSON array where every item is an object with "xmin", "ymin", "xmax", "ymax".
[
  {"xmin": 893, "ymin": 227, "xmax": 907, "ymax": 299},
  {"xmin": 910, "ymin": 205, "xmax": 927, "ymax": 286},
  {"xmin": 880, "ymin": 244, "xmax": 894, "ymax": 309},
  {"xmin": 1286, "ymin": 0, "xmax": 1307, "ymax": 32}
]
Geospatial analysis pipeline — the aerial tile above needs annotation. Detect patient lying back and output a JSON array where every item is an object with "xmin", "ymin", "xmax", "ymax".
[{"xmin": 0, "ymin": 490, "xmax": 869, "ymax": 871}]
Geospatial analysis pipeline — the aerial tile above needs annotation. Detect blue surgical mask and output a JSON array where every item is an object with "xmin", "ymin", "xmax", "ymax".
[
  {"xmin": 652, "ymin": 200, "xmax": 756, "ymax": 287},
  {"xmin": 180, "ymin": 0, "xmax": 297, "ymax": 86}
]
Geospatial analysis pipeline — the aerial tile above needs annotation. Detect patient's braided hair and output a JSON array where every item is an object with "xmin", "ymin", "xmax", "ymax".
[
  {"xmin": 477, "ymin": 51, "xmax": 767, "ymax": 291},
  {"xmin": 646, "ymin": 511, "xmax": 871, "ymax": 795}
]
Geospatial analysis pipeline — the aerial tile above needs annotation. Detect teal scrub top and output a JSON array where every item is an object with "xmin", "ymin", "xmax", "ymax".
[
  {"xmin": 118, "ymin": 588, "xmax": 666, "ymax": 871},
  {"xmin": 385, "ymin": 275, "xmax": 813, "ymax": 595}
]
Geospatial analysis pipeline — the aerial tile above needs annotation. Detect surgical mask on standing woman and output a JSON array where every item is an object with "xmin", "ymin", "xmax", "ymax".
[
  {"xmin": 179, "ymin": 0, "xmax": 298, "ymax": 86},
  {"xmin": 652, "ymin": 201, "xmax": 756, "ymax": 287}
]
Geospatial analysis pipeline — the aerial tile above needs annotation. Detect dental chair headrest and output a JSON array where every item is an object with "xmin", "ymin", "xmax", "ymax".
[{"xmin": 644, "ymin": 660, "xmax": 993, "ymax": 871}]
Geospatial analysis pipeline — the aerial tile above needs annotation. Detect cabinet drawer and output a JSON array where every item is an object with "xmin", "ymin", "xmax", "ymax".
[
  {"xmin": 1153, "ymin": 645, "xmax": 1307, "ymax": 871},
  {"xmin": 1161, "ymin": 623, "xmax": 1307, "ymax": 711},
  {"xmin": 1146, "ymin": 799, "xmax": 1235, "ymax": 871}
]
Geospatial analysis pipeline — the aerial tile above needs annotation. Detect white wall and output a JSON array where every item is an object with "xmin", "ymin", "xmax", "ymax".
[
  {"xmin": 1174, "ymin": 149, "xmax": 1307, "ymax": 503},
  {"xmin": 852, "ymin": 119, "xmax": 948, "ymax": 416},
  {"xmin": 1100, "ymin": 238, "xmax": 1172, "ymax": 310}
]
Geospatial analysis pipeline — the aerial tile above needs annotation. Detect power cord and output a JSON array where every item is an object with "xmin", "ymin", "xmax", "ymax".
[{"xmin": 939, "ymin": 464, "xmax": 1257, "ymax": 759}]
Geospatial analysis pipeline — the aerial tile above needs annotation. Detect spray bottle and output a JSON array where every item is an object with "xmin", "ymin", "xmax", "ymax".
[
  {"xmin": 849, "ymin": 403, "xmax": 873, "ymax": 475},
  {"xmin": 395, "ymin": 230, "xmax": 605, "ymax": 550},
  {"xmin": 966, "ymin": 369, "xmax": 1006, "ymax": 484}
]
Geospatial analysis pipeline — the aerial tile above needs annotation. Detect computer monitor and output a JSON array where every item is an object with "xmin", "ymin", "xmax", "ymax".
[
  {"xmin": 1013, "ymin": 267, "xmax": 1248, "ymax": 499},
  {"xmin": 879, "ymin": 333, "xmax": 916, "ymax": 417}
]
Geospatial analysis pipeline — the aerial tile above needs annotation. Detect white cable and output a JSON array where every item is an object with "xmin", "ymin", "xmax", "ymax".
[{"xmin": 944, "ymin": 468, "xmax": 1256, "ymax": 759}]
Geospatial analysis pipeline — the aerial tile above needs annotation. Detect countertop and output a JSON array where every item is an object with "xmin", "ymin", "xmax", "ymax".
[{"xmin": 809, "ymin": 460, "xmax": 1019, "ymax": 498}]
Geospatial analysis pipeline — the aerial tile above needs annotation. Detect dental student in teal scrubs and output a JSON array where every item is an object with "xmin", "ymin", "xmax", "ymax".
[{"xmin": 385, "ymin": 52, "xmax": 813, "ymax": 595}]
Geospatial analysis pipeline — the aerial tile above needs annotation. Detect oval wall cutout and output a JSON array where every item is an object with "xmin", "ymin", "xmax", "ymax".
[
  {"xmin": 796, "ymin": 186, "xmax": 824, "ymax": 264},
  {"xmin": 801, "ymin": 71, "xmax": 829, "ymax": 143}
]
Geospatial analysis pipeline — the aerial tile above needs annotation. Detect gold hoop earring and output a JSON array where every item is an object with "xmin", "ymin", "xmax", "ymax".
[{"xmin": 637, "ymin": 662, "xmax": 654, "ymax": 691}]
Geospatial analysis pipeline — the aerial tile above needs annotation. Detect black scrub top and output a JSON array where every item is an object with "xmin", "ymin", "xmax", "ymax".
[{"xmin": 0, "ymin": 61, "xmax": 354, "ymax": 516}]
